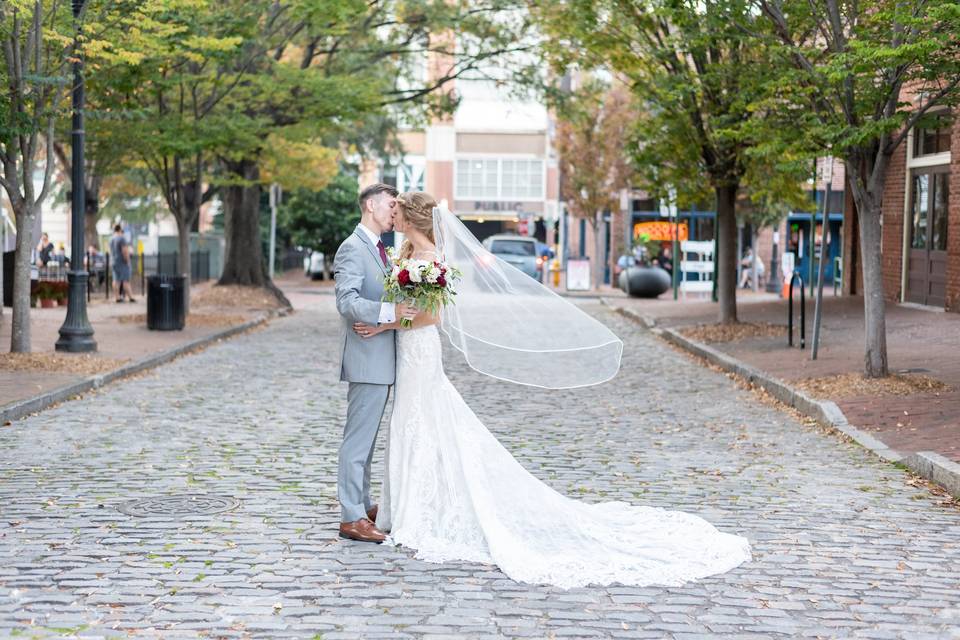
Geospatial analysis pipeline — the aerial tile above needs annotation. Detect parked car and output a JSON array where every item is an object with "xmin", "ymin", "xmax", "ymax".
[
  {"xmin": 483, "ymin": 234, "xmax": 542, "ymax": 279},
  {"xmin": 303, "ymin": 250, "xmax": 326, "ymax": 280}
]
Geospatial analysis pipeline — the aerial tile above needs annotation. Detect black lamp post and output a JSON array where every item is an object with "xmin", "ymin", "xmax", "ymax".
[{"xmin": 56, "ymin": 0, "xmax": 96, "ymax": 352}]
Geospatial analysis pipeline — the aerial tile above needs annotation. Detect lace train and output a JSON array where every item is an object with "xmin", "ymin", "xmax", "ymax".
[{"xmin": 376, "ymin": 325, "xmax": 750, "ymax": 588}]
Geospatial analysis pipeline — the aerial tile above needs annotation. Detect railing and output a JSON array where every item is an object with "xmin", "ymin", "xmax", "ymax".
[
  {"xmin": 78, "ymin": 251, "xmax": 211, "ymax": 299},
  {"xmin": 788, "ymin": 271, "xmax": 805, "ymax": 349},
  {"xmin": 278, "ymin": 248, "xmax": 308, "ymax": 273}
]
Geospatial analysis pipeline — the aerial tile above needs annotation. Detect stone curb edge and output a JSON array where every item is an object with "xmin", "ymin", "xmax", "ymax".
[
  {"xmin": 1, "ymin": 310, "xmax": 284, "ymax": 425},
  {"xmin": 606, "ymin": 302, "xmax": 960, "ymax": 500}
]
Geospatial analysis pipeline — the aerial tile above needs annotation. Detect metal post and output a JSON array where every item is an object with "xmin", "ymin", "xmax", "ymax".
[
  {"xmin": 766, "ymin": 227, "xmax": 781, "ymax": 294},
  {"xmin": 56, "ymin": 0, "xmax": 96, "ymax": 352},
  {"xmin": 811, "ymin": 164, "xmax": 833, "ymax": 359},
  {"xmin": 268, "ymin": 183, "xmax": 280, "ymax": 278},
  {"xmin": 788, "ymin": 271, "xmax": 805, "ymax": 349},
  {"xmin": 672, "ymin": 207, "xmax": 679, "ymax": 300}
]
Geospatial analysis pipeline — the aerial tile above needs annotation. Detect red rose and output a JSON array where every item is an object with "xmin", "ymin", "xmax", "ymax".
[
  {"xmin": 436, "ymin": 275, "xmax": 446, "ymax": 287},
  {"xmin": 397, "ymin": 269, "xmax": 410, "ymax": 286}
]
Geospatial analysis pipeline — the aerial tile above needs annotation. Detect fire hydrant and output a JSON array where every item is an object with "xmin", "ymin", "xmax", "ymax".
[{"xmin": 551, "ymin": 258, "xmax": 561, "ymax": 288}]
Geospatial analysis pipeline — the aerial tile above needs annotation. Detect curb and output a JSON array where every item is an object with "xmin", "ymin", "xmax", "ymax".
[
  {"xmin": 1, "ymin": 312, "xmax": 280, "ymax": 424},
  {"xmin": 609, "ymin": 303, "xmax": 960, "ymax": 500}
]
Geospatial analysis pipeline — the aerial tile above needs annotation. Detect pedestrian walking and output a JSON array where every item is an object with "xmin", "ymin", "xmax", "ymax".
[{"xmin": 110, "ymin": 224, "xmax": 136, "ymax": 303}]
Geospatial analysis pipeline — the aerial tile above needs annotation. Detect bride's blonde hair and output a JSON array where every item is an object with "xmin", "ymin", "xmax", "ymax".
[{"xmin": 396, "ymin": 191, "xmax": 437, "ymax": 259}]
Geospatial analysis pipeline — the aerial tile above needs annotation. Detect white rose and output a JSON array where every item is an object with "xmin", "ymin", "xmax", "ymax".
[
  {"xmin": 425, "ymin": 266, "xmax": 439, "ymax": 284},
  {"xmin": 409, "ymin": 267, "xmax": 422, "ymax": 283},
  {"xmin": 391, "ymin": 265, "xmax": 401, "ymax": 278}
]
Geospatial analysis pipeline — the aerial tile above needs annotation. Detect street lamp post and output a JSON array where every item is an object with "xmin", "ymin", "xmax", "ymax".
[{"xmin": 56, "ymin": 0, "xmax": 96, "ymax": 353}]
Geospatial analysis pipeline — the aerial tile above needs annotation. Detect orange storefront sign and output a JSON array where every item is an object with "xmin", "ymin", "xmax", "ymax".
[{"xmin": 633, "ymin": 221, "xmax": 689, "ymax": 242}]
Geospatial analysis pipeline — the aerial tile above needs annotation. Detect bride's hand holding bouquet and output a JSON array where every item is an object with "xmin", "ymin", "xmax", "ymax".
[{"xmin": 383, "ymin": 249, "xmax": 461, "ymax": 328}]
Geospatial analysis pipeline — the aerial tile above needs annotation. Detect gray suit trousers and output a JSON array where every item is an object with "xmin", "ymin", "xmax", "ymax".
[{"xmin": 339, "ymin": 382, "xmax": 390, "ymax": 522}]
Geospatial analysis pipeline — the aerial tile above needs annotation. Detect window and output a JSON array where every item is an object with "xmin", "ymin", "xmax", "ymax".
[
  {"xmin": 501, "ymin": 159, "xmax": 544, "ymax": 199},
  {"xmin": 382, "ymin": 159, "xmax": 425, "ymax": 192},
  {"xmin": 456, "ymin": 157, "xmax": 544, "ymax": 200},
  {"xmin": 913, "ymin": 112, "xmax": 952, "ymax": 157},
  {"xmin": 489, "ymin": 239, "xmax": 536, "ymax": 256},
  {"xmin": 456, "ymin": 159, "xmax": 499, "ymax": 199}
]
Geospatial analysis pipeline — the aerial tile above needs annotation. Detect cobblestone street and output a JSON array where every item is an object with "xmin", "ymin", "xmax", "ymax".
[{"xmin": 2, "ymin": 294, "xmax": 959, "ymax": 639}]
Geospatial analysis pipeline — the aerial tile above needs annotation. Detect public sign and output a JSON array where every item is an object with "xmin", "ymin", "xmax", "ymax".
[
  {"xmin": 566, "ymin": 258, "xmax": 592, "ymax": 291},
  {"xmin": 633, "ymin": 221, "xmax": 689, "ymax": 242}
]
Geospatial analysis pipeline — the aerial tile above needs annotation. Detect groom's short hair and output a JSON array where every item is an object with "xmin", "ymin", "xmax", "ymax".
[{"xmin": 358, "ymin": 183, "xmax": 398, "ymax": 213}]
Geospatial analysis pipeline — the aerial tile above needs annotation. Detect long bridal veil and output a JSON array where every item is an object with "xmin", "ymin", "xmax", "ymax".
[{"xmin": 432, "ymin": 203, "xmax": 623, "ymax": 389}]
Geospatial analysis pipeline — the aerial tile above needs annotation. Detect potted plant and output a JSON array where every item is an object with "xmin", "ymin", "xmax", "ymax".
[
  {"xmin": 35, "ymin": 281, "xmax": 58, "ymax": 308},
  {"xmin": 54, "ymin": 281, "xmax": 69, "ymax": 306},
  {"xmin": 620, "ymin": 232, "xmax": 671, "ymax": 298}
]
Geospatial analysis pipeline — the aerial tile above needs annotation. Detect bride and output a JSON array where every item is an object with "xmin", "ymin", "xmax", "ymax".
[{"xmin": 351, "ymin": 191, "xmax": 750, "ymax": 589}]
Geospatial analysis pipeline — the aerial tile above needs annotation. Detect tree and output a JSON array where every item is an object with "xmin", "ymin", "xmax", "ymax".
[
  {"xmin": 1, "ymin": 1, "xmax": 66, "ymax": 352},
  {"xmin": 755, "ymin": 0, "xmax": 960, "ymax": 376},
  {"xmin": 554, "ymin": 81, "xmax": 634, "ymax": 290},
  {"xmin": 279, "ymin": 169, "xmax": 359, "ymax": 280},
  {"xmin": 533, "ymin": 0, "xmax": 787, "ymax": 323},
  {"xmin": 213, "ymin": 0, "xmax": 530, "ymax": 299},
  {"xmin": 107, "ymin": 0, "xmax": 252, "ymax": 306},
  {"xmin": 738, "ymin": 148, "xmax": 810, "ymax": 291},
  {"xmin": 1, "ymin": 0, "xmax": 170, "ymax": 351}
]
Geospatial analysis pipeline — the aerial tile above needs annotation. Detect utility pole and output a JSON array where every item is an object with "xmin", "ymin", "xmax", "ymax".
[{"xmin": 811, "ymin": 157, "xmax": 833, "ymax": 360}]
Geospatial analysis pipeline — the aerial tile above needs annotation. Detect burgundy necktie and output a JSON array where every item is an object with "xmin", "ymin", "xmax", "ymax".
[{"xmin": 376, "ymin": 239, "xmax": 388, "ymax": 267}]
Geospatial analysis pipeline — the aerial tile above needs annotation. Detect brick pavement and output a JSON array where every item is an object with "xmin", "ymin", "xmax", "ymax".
[
  {"xmin": 1, "ymin": 293, "xmax": 959, "ymax": 638},
  {"xmin": 608, "ymin": 293, "xmax": 960, "ymax": 463},
  {"xmin": 0, "ymin": 282, "xmax": 266, "ymax": 409}
]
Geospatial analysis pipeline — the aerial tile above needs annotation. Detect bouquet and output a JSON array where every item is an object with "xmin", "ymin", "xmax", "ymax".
[{"xmin": 383, "ymin": 249, "xmax": 461, "ymax": 327}]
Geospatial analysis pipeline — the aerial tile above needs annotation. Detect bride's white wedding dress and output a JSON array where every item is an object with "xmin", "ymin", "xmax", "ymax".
[{"xmin": 376, "ymin": 323, "xmax": 751, "ymax": 589}]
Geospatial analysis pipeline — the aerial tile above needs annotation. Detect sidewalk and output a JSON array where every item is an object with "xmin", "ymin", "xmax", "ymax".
[
  {"xmin": 605, "ymin": 290, "xmax": 960, "ymax": 463},
  {"xmin": 0, "ymin": 279, "xmax": 286, "ymax": 416}
]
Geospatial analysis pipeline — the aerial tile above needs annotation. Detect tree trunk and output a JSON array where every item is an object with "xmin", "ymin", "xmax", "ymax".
[
  {"xmin": 85, "ymin": 178, "xmax": 101, "ymax": 249},
  {"xmin": 856, "ymin": 198, "xmax": 888, "ymax": 377},
  {"xmin": 10, "ymin": 203, "xmax": 36, "ymax": 352},
  {"xmin": 219, "ymin": 158, "xmax": 266, "ymax": 287},
  {"xmin": 715, "ymin": 184, "xmax": 739, "ymax": 324},
  {"xmin": 322, "ymin": 257, "xmax": 331, "ymax": 281},
  {"xmin": 176, "ymin": 216, "xmax": 192, "ymax": 313}
]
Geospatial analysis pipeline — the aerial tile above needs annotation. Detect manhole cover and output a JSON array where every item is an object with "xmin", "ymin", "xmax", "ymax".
[{"xmin": 118, "ymin": 494, "xmax": 241, "ymax": 517}]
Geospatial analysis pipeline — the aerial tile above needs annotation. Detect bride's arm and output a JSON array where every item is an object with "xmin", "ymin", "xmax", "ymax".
[
  {"xmin": 352, "ymin": 309, "xmax": 437, "ymax": 337},
  {"xmin": 403, "ymin": 309, "xmax": 440, "ymax": 329}
]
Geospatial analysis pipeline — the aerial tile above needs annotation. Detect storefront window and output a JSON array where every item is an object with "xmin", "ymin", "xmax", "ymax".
[
  {"xmin": 911, "ymin": 174, "xmax": 929, "ymax": 249},
  {"xmin": 932, "ymin": 173, "xmax": 949, "ymax": 251}
]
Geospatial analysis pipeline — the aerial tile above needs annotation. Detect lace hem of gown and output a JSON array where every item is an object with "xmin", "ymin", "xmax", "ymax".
[{"xmin": 377, "ymin": 325, "xmax": 751, "ymax": 589}]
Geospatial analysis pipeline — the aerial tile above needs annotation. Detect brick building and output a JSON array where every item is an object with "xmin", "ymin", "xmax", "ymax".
[{"xmin": 842, "ymin": 108, "xmax": 957, "ymax": 311}]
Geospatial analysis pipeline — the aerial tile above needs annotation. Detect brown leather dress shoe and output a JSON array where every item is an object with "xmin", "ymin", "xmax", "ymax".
[
  {"xmin": 366, "ymin": 504, "xmax": 378, "ymax": 523},
  {"xmin": 339, "ymin": 518, "xmax": 386, "ymax": 543}
]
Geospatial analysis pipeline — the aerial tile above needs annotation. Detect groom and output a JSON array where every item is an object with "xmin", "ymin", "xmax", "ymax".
[{"xmin": 333, "ymin": 183, "xmax": 416, "ymax": 543}]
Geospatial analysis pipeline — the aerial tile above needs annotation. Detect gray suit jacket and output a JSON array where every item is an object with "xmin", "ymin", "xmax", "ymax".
[{"xmin": 333, "ymin": 227, "xmax": 396, "ymax": 385}]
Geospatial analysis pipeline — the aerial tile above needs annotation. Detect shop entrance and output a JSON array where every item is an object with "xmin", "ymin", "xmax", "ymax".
[{"xmin": 906, "ymin": 168, "xmax": 949, "ymax": 307}]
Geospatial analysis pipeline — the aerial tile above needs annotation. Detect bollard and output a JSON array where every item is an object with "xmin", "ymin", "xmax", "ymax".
[{"xmin": 788, "ymin": 271, "xmax": 805, "ymax": 349}]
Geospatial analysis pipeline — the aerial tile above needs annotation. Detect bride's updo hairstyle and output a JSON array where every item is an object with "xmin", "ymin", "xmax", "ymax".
[{"xmin": 396, "ymin": 191, "xmax": 437, "ymax": 259}]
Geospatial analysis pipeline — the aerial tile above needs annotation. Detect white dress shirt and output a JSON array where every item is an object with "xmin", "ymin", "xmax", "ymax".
[{"xmin": 357, "ymin": 223, "xmax": 396, "ymax": 325}]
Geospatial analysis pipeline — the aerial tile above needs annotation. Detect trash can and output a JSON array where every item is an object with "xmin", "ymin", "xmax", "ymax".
[{"xmin": 146, "ymin": 274, "xmax": 186, "ymax": 331}]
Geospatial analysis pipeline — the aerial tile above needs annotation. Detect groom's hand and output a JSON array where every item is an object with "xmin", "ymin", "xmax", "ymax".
[
  {"xmin": 353, "ymin": 322, "xmax": 383, "ymax": 338},
  {"xmin": 397, "ymin": 302, "xmax": 418, "ymax": 321}
]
